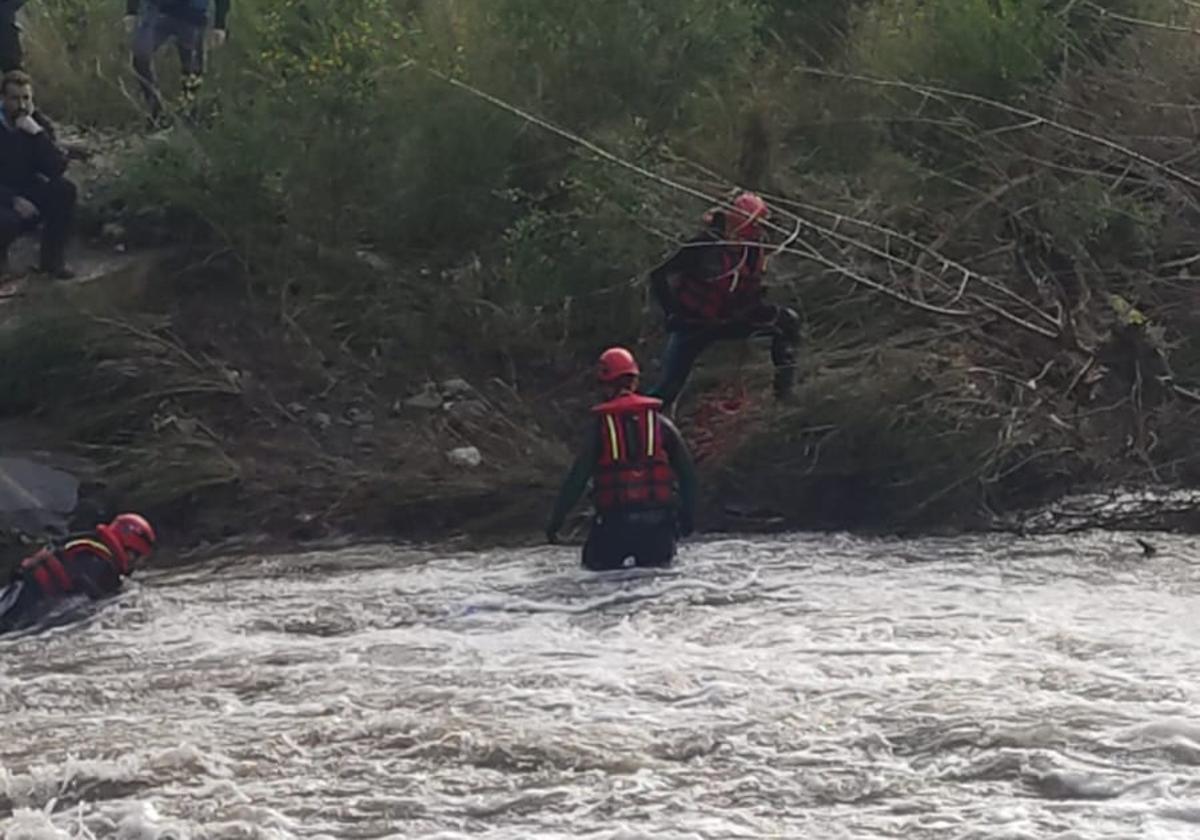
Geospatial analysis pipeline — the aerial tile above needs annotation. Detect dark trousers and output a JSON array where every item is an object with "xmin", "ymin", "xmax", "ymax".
[
  {"xmin": 0, "ymin": 579, "xmax": 44, "ymax": 634},
  {"xmin": 582, "ymin": 509, "xmax": 677, "ymax": 571},
  {"xmin": 0, "ymin": 18, "xmax": 21, "ymax": 72},
  {"xmin": 648, "ymin": 304, "xmax": 800, "ymax": 409},
  {"xmin": 0, "ymin": 177, "xmax": 78, "ymax": 271},
  {"xmin": 132, "ymin": 3, "xmax": 206, "ymax": 119}
]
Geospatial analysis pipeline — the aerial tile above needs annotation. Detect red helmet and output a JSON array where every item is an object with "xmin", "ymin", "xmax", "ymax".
[
  {"xmin": 727, "ymin": 191, "xmax": 769, "ymax": 237},
  {"xmin": 597, "ymin": 347, "xmax": 639, "ymax": 382},
  {"xmin": 108, "ymin": 513, "xmax": 157, "ymax": 563}
]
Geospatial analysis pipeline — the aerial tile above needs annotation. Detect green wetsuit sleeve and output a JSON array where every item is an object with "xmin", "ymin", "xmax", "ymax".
[
  {"xmin": 662, "ymin": 417, "xmax": 697, "ymax": 517},
  {"xmin": 547, "ymin": 427, "xmax": 599, "ymax": 531}
]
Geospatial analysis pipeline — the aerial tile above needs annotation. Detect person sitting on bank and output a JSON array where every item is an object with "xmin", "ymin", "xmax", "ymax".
[
  {"xmin": 0, "ymin": 70, "xmax": 77, "ymax": 279},
  {"xmin": 545, "ymin": 347, "xmax": 698, "ymax": 571}
]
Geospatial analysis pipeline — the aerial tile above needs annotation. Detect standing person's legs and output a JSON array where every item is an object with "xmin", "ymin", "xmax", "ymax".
[
  {"xmin": 131, "ymin": 4, "xmax": 173, "ymax": 119},
  {"xmin": 0, "ymin": 17, "xmax": 22, "ymax": 73},
  {"xmin": 582, "ymin": 515, "xmax": 635, "ymax": 572},
  {"xmin": 174, "ymin": 18, "xmax": 206, "ymax": 119},
  {"xmin": 767, "ymin": 306, "xmax": 800, "ymax": 399},
  {"xmin": 631, "ymin": 515, "xmax": 677, "ymax": 568},
  {"xmin": 650, "ymin": 309, "xmax": 799, "ymax": 409},
  {"xmin": 745, "ymin": 303, "xmax": 800, "ymax": 400},
  {"xmin": 647, "ymin": 326, "xmax": 717, "ymax": 411}
]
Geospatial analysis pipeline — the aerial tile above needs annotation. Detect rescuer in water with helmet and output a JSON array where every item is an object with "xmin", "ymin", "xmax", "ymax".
[
  {"xmin": 545, "ymin": 347, "xmax": 698, "ymax": 570},
  {"xmin": 0, "ymin": 512, "xmax": 157, "ymax": 634},
  {"xmin": 647, "ymin": 190, "xmax": 800, "ymax": 411}
]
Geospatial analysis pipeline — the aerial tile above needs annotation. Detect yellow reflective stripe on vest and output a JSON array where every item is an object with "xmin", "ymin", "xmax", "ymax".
[
  {"xmin": 646, "ymin": 410, "xmax": 656, "ymax": 457},
  {"xmin": 604, "ymin": 415, "xmax": 620, "ymax": 461},
  {"xmin": 64, "ymin": 537, "xmax": 111, "ymax": 557}
]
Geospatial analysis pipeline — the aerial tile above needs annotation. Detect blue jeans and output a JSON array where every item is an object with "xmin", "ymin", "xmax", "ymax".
[
  {"xmin": 132, "ymin": 2, "xmax": 206, "ymax": 118},
  {"xmin": 647, "ymin": 304, "xmax": 800, "ymax": 409}
]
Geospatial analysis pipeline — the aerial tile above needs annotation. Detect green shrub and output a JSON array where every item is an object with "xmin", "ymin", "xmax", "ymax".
[
  {"xmin": 0, "ymin": 307, "xmax": 93, "ymax": 415},
  {"xmin": 853, "ymin": 0, "xmax": 1063, "ymax": 101},
  {"xmin": 472, "ymin": 0, "xmax": 764, "ymax": 130},
  {"xmin": 758, "ymin": 0, "xmax": 867, "ymax": 63},
  {"xmin": 22, "ymin": 0, "xmax": 137, "ymax": 127}
]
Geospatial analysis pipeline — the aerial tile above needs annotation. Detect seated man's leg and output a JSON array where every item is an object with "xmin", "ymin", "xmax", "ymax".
[
  {"xmin": 0, "ymin": 200, "xmax": 23, "ymax": 274},
  {"xmin": 132, "ymin": 5, "xmax": 170, "ymax": 120},
  {"xmin": 22, "ymin": 177, "xmax": 77, "ymax": 275}
]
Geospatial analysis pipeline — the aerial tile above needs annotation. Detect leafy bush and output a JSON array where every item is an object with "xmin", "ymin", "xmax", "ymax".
[
  {"xmin": 22, "ymin": 0, "xmax": 137, "ymax": 126},
  {"xmin": 852, "ymin": 0, "xmax": 1064, "ymax": 101},
  {"xmin": 472, "ymin": 0, "xmax": 763, "ymax": 130},
  {"xmin": 0, "ymin": 305, "xmax": 93, "ymax": 415}
]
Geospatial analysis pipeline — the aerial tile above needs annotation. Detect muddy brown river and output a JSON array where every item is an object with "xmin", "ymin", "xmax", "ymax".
[{"xmin": 2, "ymin": 530, "xmax": 1200, "ymax": 838}]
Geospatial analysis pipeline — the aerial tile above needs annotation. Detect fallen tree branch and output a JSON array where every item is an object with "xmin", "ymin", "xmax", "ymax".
[{"xmin": 795, "ymin": 67, "xmax": 1200, "ymax": 191}]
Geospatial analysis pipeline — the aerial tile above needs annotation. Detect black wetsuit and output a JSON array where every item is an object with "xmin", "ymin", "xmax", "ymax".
[
  {"xmin": 547, "ymin": 410, "xmax": 698, "ymax": 571},
  {"xmin": 0, "ymin": 534, "xmax": 128, "ymax": 634}
]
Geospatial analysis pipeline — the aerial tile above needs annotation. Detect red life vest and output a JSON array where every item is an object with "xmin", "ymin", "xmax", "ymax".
[
  {"xmin": 676, "ymin": 242, "xmax": 768, "ymax": 322},
  {"xmin": 591, "ymin": 392, "xmax": 676, "ymax": 512},
  {"xmin": 18, "ymin": 534, "xmax": 126, "ymax": 597}
]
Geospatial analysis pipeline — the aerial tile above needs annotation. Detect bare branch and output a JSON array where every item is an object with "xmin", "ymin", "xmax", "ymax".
[{"xmin": 796, "ymin": 67, "xmax": 1200, "ymax": 190}]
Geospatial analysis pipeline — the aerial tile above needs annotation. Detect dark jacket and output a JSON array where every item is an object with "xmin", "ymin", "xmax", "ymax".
[
  {"xmin": 649, "ymin": 226, "xmax": 768, "ymax": 325},
  {"xmin": 0, "ymin": 0, "xmax": 27, "ymax": 24},
  {"xmin": 0, "ymin": 110, "xmax": 68, "ymax": 203},
  {"xmin": 127, "ymin": 0, "xmax": 231, "ymax": 29}
]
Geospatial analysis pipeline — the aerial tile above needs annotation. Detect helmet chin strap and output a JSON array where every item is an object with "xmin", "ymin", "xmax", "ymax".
[{"xmin": 616, "ymin": 375, "xmax": 638, "ymax": 394}]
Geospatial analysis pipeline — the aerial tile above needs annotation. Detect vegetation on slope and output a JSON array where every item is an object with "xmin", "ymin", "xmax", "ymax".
[{"xmin": 5, "ymin": 0, "xmax": 1200, "ymax": 544}]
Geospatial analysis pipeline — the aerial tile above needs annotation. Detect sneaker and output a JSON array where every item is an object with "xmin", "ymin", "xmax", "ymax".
[{"xmin": 145, "ymin": 111, "xmax": 173, "ymax": 133}]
